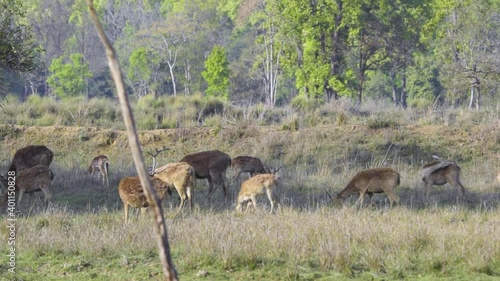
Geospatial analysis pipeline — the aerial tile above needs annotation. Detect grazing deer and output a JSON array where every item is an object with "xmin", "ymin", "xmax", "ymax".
[
  {"xmin": 1, "ymin": 165, "xmax": 55, "ymax": 207},
  {"xmin": 88, "ymin": 155, "xmax": 110, "ymax": 187},
  {"xmin": 180, "ymin": 150, "xmax": 231, "ymax": 198},
  {"xmin": 118, "ymin": 176, "xmax": 171, "ymax": 221},
  {"xmin": 330, "ymin": 168, "xmax": 400, "ymax": 208},
  {"xmin": 232, "ymin": 156, "xmax": 270, "ymax": 181},
  {"xmin": 152, "ymin": 162, "xmax": 196, "ymax": 213},
  {"xmin": 420, "ymin": 155, "xmax": 465, "ymax": 203},
  {"xmin": 8, "ymin": 145, "xmax": 53, "ymax": 173},
  {"xmin": 236, "ymin": 167, "xmax": 281, "ymax": 213}
]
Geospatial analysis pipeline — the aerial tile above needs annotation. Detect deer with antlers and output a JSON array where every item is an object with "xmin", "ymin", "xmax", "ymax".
[
  {"xmin": 329, "ymin": 167, "xmax": 400, "ymax": 208},
  {"xmin": 420, "ymin": 154, "xmax": 465, "ymax": 203},
  {"xmin": 8, "ymin": 145, "xmax": 53, "ymax": 173},
  {"xmin": 180, "ymin": 150, "xmax": 231, "ymax": 198},
  {"xmin": 1, "ymin": 165, "xmax": 55, "ymax": 207},
  {"xmin": 236, "ymin": 167, "xmax": 281, "ymax": 213},
  {"xmin": 147, "ymin": 146, "xmax": 196, "ymax": 213},
  {"xmin": 88, "ymin": 155, "xmax": 110, "ymax": 187},
  {"xmin": 232, "ymin": 156, "xmax": 270, "ymax": 181}
]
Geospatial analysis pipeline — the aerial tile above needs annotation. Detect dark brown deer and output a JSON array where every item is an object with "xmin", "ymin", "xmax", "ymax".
[
  {"xmin": 420, "ymin": 154, "xmax": 465, "ymax": 203},
  {"xmin": 88, "ymin": 155, "xmax": 110, "ymax": 187},
  {"xmin": 8, "ymin": 145, "xmax": 53, "ymax": 173},
  {"xmin": 232, "ymin": 156, "xmax": 270, "ymax": 181},
  {"xmin": 152, "ymin": 162, "xmax": 196, "ymax": 213},
  {"xmin": 1, "ymin": 165, "xmax": 55, "ymax": 207},
  {"xmin": 118, "ymin": 176, "xmax": 171, "ymax": 221},
  {"xmin": 180, "ymin": 150, "xmax": 231, "ymax": 198},
  {"xmin": 330, "ymin": 168, "xmax": 400, "ymax": 208}
]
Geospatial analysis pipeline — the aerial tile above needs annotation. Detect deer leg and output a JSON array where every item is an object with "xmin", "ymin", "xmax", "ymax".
[
  {"xmin": 209, "ymin": 170, "xmax": 227, "ymax": 198},
  {"xmin": 41, "ymin": 186, "xmax": 53, "ymax": 206},
  {"xmin": 176, "ymin": 186, "xmax": 186, "ymax": 213},
  {"xmin": 266, "ymin": 188, "xmax": 275, "ymax": 213},
  {"xmin": 386, "ymin": 191, "xmax": 400, "ymax": 208},
  {"xmin": 355, "ymin": 189, "xmax": 367, "ymax": 208},
  {"xmin": 17, "ymin": 188, "xmax": 26, "ymax": 205},
  {"xmin": 424, "ymin": 182, "xmax": 431, "ymax": 203},
  {"xmin": 250, "ymin": 195, "xmax": 258, "ymax": 212},
  {"xmin": 368, "ymin": 193, "xmax": 375, "ymax": 207},
  {"xmin": 206, "ymin": 177, "xmax": 215, "ymax": 197},
  {"xmin": 186, "ymin": 185, "xmax": 193, "ymax": 211},
  {"xmin": 124, "ymin": 203, "xmax": 129, "ymax": 222}
]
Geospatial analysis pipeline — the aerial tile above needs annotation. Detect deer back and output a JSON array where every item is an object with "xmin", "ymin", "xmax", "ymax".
[
  {"xmin": 13, "ymin": 165, "xmax": 54, "ymax": 192},
  {"xmin": 180, "ymin": 150, "xmax": 231, "ymax": 176},
  {"xmin": 153, "ymin": 162, "xmax": 195, "ymax": 187},
  {"xmin": 118, "ymin": 176, "xmax": 170, "ymax": 208},
  {"xmin": 239, "ymin": 174, "xmax": 278, "ymax": 196},
  {"xmin": 9, "ymin": 145, "xmax": 53, "ymax": 173},
  {"xmin": 232, "ymin": 156, "xmax": 269, "ymax": 173},
  {"xmin": 338, "ymin": 168, "xmax": 400, "ymax": 199}
]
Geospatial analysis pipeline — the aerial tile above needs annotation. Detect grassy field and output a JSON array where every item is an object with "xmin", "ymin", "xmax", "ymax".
[{"xmin": 0, "ymin": 106, "xmax": 499, "ymax": 280}]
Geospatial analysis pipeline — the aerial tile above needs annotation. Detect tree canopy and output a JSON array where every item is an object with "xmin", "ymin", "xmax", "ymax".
[{"xmin": 2, "ymin": 0, "xmax": 500, "ymax": 109}]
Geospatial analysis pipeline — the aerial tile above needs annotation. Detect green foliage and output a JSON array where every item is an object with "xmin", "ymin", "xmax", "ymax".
[
  {"xmin": 202, "ymin": 45, "xmax": 230, "ymax": 100},
  {"xmin": 47, "ymin": 53, "xmax": 93, "ymax": 98},
  {"xmin": 0, "ymin": 0, "xmax": 41, "ymax": 90}
]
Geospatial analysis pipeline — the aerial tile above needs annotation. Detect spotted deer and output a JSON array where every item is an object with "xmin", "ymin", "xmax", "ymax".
[
  {"xmin": 88, "ymin": 155, "xmax": 110, "ymax": 187},
  {"xmin": 329, "ymin": 168, "xmax": 400, "ymax": 208},
  {"xmin": 8, "ymin": 145, "xmax": 53, "ymax": 173},
  {"xmin": 152, "ymin": 162, "xmax": 196, "ymax": 213},
  {"xmin": 236, "ymin": 167, "xmax": 281, "ymax": 213},
  {"xmin": 232, "ymin": 156, "xmax": 270, "ymax": 181},
  {"xmin": 1, "ymin": 165, "xmax": 55, "ymax": 207},
  {"xmin": 180, "ymin": 150, "xmax": 231, "ymax": 198},
  {"xmin": 420, "ymin": 154, "xmax": 465, "ymax": 203},
  {"xmin": 118, "ymin": 176, "xmax": 171, "ymax": 221}
]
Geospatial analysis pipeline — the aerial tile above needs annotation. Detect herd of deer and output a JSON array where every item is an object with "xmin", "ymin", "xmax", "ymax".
[{"xmin": 0, "ymin": 145, "xmax": 491, "ymax": 219}]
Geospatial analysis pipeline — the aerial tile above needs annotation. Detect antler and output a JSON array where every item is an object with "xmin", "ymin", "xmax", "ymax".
[
  {"xmin": 147, "ymin": 146, "xmax": 171, "ymax": 174},
  {"xmin": 272, "ymin": 165, "xmax": 282, "ymax": 174}
]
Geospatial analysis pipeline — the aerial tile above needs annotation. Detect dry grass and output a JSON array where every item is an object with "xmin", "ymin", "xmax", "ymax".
[
  {"xmin": 1, "ymin": 204, "xmax": 500, "ymax": 280},
  {"xmin": 0, "ymin": 103, "xmax": 499, "ymax": 279}
]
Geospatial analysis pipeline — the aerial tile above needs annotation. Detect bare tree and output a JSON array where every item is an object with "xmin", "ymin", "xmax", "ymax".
[{"xmin": 86, "ymin": 1, "xmax": 177, "ymax": 280}]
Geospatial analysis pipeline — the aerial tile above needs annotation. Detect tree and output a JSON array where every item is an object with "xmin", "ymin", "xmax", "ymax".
[
  {"xmin": 202, "ymin": 45, "xmax": 230, "ymax": 100},
  {"xmin": 47, "ymin": 53, "xmax": 93, "ymax": 98},
  {"xmin": 0, "ymin": 0, "xmax": 41, "ymax": 95},
  {"xmin": 436, "ymin": 0, "xmax": 500, "ymax": 109}
]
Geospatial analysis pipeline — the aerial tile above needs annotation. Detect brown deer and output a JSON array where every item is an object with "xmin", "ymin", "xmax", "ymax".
[
  {"xmin": 420, "ymin": 154, "xmax": 465, "ymax": 203},
  {"xmin": 152, "ymin": 162, "xmax": 196, "ymax": 213},
  {"xmin": 236, "ymin": 167, "xmax": 281, "ymax": 213},
  {"xmin": 118, "ymin": 176, "xmax": 171, "ymax": 221},
  {"xmin": 180, "ymin": 150, "xmax": 231, "ymax": 198},
  {"xmin": 88, "ymin": 155, "xmax": 110, "ymax": 187},
  {"xmin": 1, "ymin": 165, "xmax": 55, "ymax": 207},
  {"xmin": 232, "ymin": 156, "xmax": 270, "ymax": 181},
  {"xmin": 330, "ymin": 168, "xmax": 400, "ymax": 208},
  {"xmin": 8, "ymin": 145, "xmax": 53, "ymax": 173}
]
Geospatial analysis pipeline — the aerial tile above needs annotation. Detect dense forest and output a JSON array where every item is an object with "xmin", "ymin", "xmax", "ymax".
[{"xmin": 1, "ymin": 0, "xmax": 500, "ymax": 109}]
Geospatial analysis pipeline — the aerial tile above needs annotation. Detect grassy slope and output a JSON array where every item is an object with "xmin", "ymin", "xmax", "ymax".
[{"xmin": 0, "ymin": 123, "xmax": 499, "ymax": 280}]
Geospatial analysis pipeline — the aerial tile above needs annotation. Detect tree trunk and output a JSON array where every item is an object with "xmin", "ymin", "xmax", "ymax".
[
  {"xmin": 390, "ymin": 69, "xmax": 398, "ymax": 107},
  {"xmin": 400, "ymin": 70, "xmax": 407, "ymax": 109},
  {"xmin": 168, "ymin": 62, "xmax": 177, "ymax": 96},
  {"xmin": 86, "ymin": 2, "xmax": 178, "ymax": 280}
]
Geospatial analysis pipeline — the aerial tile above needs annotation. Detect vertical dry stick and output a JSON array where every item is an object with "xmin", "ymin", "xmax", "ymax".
[{"xmin": 85, "ymin": 1, "xmax": 178, "ymax": 280}]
